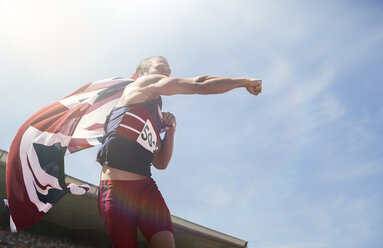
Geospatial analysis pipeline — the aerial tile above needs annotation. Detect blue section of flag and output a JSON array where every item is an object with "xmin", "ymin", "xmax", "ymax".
[
  {"xmin": 33, "ymin": 142, "xmax": 67, "ymax": 178},
  {"xmin": 33, "ymin": 183, "xmax": 67, "ymax": 205}
]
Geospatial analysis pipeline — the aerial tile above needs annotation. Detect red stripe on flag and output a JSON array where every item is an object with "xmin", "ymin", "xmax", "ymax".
[
  {"xmin": 85, "ymin": 123, "xmax": 104, "ymax": 131},
  {"xmin": 29, "ymin": 102, "xmax": 69, "ymax": 128},
  {"xmin": 26, "ymin": 156, "xmax": 53, "ymax": 191},
  {"xmin": 63, "ymin": 82, "xmax": 92, "ymax": 99},
  {"xmin": 31, "ymin": 102, "xmax": 90, "ymax": 136},
  {"xmin": 7, "ymin": 127, "xmax": 44, "ymax": 230},
  {"xmin": 67, "ymin": 138, "xmax": 92, "ymax": 154}
]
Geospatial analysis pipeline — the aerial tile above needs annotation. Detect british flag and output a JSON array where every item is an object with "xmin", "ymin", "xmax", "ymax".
[{"xmin": 5, "ymin": 77, "xmax": 134, "ymax": 232}]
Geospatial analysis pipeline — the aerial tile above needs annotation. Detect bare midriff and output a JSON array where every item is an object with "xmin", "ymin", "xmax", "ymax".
[{"xmin": 101, "ymin": 164, "xmax": 148, "ymax": 181}]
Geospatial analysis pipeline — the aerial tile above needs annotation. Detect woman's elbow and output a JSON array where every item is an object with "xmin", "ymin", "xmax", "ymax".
[{"xmin": 153, "ymin": 161, "xmax": 169, "ymax": 170}]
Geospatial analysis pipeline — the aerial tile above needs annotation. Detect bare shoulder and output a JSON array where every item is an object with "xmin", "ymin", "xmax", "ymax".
[
  {"xmin": 117, "ymin": 74, "xmax": 199, "ymax": 106},
  {"xmin": 116, "ymin": 75, "xmax": 166, "ymax": 106},
  {"xmin": 133, "ymin": 74, "xmax": 167, "ymax": 87}
]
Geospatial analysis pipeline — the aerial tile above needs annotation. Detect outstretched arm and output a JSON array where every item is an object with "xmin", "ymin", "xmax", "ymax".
[
  {"xmin": 145, "ymin": 75, "xmax": 262, "ymax": 97},
  {"xmin": 117, "ymin": 74, "xmax": 262, "ymax": 106}
]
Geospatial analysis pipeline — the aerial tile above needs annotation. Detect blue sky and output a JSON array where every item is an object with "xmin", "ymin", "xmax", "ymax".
[{"xmin": 1, "ymin": 0, "xmax": 383, "ymax": 247}]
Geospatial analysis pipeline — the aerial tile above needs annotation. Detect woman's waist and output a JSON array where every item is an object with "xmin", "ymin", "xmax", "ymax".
[{"xmin": 101, "ymin": 164, "xmax": 149, "ymax": 181}]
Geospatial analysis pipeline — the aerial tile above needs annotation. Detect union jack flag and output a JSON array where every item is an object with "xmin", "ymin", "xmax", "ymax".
[{"xmin": 5, "ymin": 77, "xmax": 134, "ymax": 232}]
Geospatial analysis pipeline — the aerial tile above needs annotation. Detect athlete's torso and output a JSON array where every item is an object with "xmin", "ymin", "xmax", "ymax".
[{"xmin": 97, "ymin": 97, "xmax": 164, "ymax": 177}]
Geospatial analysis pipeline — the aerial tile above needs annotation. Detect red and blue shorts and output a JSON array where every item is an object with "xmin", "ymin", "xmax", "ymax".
[{"xmin": 98, "ymin": 178, "xmax": 173, "ymax": 247}]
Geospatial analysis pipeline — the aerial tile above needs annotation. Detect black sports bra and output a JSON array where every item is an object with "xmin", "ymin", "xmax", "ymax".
[{"xmin": 96, "ymin": 97, "xmax": 163, "ymax": 176}]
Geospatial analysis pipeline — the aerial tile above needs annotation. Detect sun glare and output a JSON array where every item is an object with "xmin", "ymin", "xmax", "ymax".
[{"xmin": 0, "ymin": 1, "xmax": 35, "ymax": 33}]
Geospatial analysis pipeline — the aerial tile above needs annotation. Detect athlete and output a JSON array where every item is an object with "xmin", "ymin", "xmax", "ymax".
[{"xmin": 96, "ymin": 56, "xmax": 262, "ymax": 248}]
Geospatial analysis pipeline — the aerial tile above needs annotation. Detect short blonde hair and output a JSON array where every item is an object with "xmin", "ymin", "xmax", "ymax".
[{"xmin": 136, "ymin": 56, "xmax": 167, "ymax": 73}]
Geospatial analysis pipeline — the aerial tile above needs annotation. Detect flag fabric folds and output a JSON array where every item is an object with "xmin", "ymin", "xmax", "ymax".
[{"xmin": 5, "ymin": 77, "xmax": 133, "ymax": 232}]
